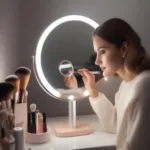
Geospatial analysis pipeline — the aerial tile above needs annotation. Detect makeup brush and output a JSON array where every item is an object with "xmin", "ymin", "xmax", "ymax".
[
  {"xmin": 0, "ymin": 101, "xmax": 7, "ymax": 128},
  {"xmin": 0, "ymin": 82, "xmax": 15, "ymax": 142},
  {"xmin": 30, "ymin": 103, "xmax": 37, "ymax": 133},
  {"xmin": 0, "ymin": 82, "xmax": 14, "ymax": 102},
  {"xmin": 1, "ymin": 127, "xmax": 8, "ymax": 149},
  {"xmin": 5, "ymin": 75, "xmax": 20, "ymax": 112},
  {"xmin": 42, "ymin": 112, "xmax": 47, "ymax": 133},
  {"xmin": 30, "ymin": 103, "xmax": 36, "ymax": 113},
  {"xmin": 27, "ymin": 113, "xmax": 32, "ymax": 133},
  {"xmin": 1, "ymin": 127, "xmax": 6, "ymax": 140},
  {"xmin": 0, "ymin": 105, "xmax": 6, "ymax": 144},
  {"xmin": 2, "ymin": 129, "xmax": 15, "ymax": 150},
  {"xmin": 15, "ymin": 66, "xmax": 31, "ymax": 103}
]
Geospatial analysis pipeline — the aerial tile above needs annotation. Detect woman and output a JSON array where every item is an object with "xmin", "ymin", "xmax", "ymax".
[{"xmin": 77, "ymin": 18, "xmax": 150, "ymax": 150}]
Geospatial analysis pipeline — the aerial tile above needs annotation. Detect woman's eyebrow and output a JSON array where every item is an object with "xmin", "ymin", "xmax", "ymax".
[{"xmin": 96, "ymin": 46, "xmax": 109, "ymax": 51}]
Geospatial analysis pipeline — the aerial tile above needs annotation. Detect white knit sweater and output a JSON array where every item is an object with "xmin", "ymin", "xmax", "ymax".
[{"xmin": 89, "ymin": 70, "xmax": 150, "ymax": 150}]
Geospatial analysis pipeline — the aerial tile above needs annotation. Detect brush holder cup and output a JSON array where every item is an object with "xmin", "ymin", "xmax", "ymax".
[
  {"xmin": 14, "ymin": 103, "xmax": 27, "ymax": 132},
  {"xmin": 26, "ymin": 127, "xmax": 51, "ymax": 144}
]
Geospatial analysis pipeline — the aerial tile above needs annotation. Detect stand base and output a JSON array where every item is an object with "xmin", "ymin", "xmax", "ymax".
[{"xmin": 53, "ymin": 122, "xmax": 93, "ymax": 137}]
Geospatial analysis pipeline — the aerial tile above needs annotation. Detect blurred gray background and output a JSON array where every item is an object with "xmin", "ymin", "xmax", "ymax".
[{"xmin": 0, "ymin": 0, "xmax": 150, "ymax": 117}]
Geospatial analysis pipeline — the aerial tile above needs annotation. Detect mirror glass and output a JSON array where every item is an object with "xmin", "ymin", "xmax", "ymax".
[{"xmin": 40, "ymin": 20, "xmax": 103, "ymax": 99}]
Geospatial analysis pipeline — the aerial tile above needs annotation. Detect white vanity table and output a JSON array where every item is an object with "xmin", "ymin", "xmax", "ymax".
[{"xmin": 25, "ymin": 114, "xmax": 116, "ymax": 150}]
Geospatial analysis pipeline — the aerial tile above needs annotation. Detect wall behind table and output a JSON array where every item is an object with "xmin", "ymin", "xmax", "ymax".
[{"xmin": 0, "ymin": 0, "xmax": 21, "ymax": 81}]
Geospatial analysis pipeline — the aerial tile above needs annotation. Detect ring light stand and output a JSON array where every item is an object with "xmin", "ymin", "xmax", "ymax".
[{"xmin": 33, "ymin": 15, "xmax": 99, "ymax": 137}]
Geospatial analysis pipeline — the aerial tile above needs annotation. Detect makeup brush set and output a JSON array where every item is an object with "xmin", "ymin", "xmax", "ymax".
[
  {"xmin": 26, "ymin": 103, "xmax": 50, "ymax": 144},
  {"xmin": 0, "ymin": 83, "xmax": 25, "ymax": 150},
  {"xmin": 0, "ymin": 66, "xmax": 31, "ymax": 150},
  {"xmin": 0, "ymin": 66, "xmax": 50, "ymax": 148},
  {"xmin": 5, "ymin": 67, "xmax": 31, "ymax": 129}
]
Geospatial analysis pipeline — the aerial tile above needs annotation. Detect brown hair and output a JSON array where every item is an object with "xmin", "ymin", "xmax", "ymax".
[{"xmin": 93, "ymin": 18, "xmax": 150, "ymax": 74}]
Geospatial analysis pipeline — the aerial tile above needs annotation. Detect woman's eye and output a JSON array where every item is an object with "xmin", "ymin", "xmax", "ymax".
[{"xmin": 100, "ymin": 50, "xmax": 105, "ymax": 54}]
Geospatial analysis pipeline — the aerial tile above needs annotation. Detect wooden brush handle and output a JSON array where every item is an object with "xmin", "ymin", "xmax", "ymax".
[{"xmin": 18, "ymin": 89, "xmax": 25, "ymax": 103}]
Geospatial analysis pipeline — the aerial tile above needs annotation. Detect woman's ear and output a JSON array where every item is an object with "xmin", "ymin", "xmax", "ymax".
[{"xmin": 121, "ymin": 42, "xmax": 129, "ymax": 58}]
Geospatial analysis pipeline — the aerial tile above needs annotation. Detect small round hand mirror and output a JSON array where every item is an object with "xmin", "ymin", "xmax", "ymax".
[
  {"xmin": 59, "ymin": 60, "xmax": 74, "ymax": 77},
  {"xmin": 59, "ymin": 60, "xmax": 101, "ymax": 77}
]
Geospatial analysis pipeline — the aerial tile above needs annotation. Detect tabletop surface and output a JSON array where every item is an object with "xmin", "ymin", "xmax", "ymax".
[{"xmin": 25, "ymin": 114, "xmax": 116, "ymax": 150}]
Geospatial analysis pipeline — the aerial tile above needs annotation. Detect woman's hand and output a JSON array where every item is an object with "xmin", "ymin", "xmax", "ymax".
[
  {"xmin": 77, "ymin": 69, "xmax": 98, "ymax": 98},
  {"xmin": 64, "ymin": 74, "xmax": 78, "ymax": 89}
]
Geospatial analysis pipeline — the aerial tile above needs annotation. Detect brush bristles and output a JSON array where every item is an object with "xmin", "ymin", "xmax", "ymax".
[
  {"xmin": 30, "ymin": 103, "xmax": 36, "ymax": 112},
  {"xmin": 5, "ymin": 75, "xmax": 19, "ymax": 82},
  {"xmin": 5, "ymin": 75, "xmax": 20, "ymax": 93},
  {"xmin": 15, "ymin": 66, "xmax": 31, "ymax": 75},
  {"xmin": 0, "ymin": 82, "xmax": 14, "ymax": 101}
]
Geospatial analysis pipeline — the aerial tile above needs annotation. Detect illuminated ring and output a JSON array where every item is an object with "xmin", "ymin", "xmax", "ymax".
[{"xmin": 35, "ymin": 15, "xmax": 99, "ymax": 100}]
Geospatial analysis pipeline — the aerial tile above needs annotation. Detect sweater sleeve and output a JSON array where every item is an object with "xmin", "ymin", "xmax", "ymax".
[
  {"xmin": 89, "ymin": 92, "xmax": 118, "ymax": 133},
  {"xmin": 125, "ymin": 75, "xmax": 150, "ymax": 150}
]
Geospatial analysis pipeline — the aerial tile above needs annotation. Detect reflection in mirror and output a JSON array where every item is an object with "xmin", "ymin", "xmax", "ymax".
[
  {"xmin": 41, "ymin": 21, "xmax": 103, "ymax": 91},
  {"xmin": 59, "ymin": 60, "xmax": 101, "ymax": 77},
  {"xmin": 58, "ymin": 59, "xmax": 102, "ymax": 90}
]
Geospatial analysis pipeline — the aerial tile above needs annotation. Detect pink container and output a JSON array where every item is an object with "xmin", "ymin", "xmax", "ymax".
[
  {"xmin": 14, "ymin": 103, "xmax": 27, "ymax": 130},
  {"xmin": 26, "ymin": 127, "xmax": 51, "ymax": 144}
]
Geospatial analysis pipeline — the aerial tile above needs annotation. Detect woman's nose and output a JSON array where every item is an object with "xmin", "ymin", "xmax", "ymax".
[{"xmin": 95, "ymin": 55, "xmax": 102, "ymax": 66}]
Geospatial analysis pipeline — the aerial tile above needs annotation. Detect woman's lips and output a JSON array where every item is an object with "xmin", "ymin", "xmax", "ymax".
[{"xmin": 101, "ymin": 67, "xmax": 106, "ymax": 71}]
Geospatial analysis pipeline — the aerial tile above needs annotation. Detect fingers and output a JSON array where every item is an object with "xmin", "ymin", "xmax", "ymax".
[
  {"xmin": 77, "ymin": 68, "xmax": 88, "ymax": 72},
  {"xmin": 64, "ymin": 75, "xmax": 78, "ymax": 89},
  {"xmin": 64, "ymin": 76, "xmax": 71, "ymax": 87},
  {"xmin": 77, "ymin": 68, "xmax": 89, "ymax": 76},
  {"xmin": 84, "ymin": 71, "xmax": 94, "ymax": 77},
  {"xmin": 64, "ymin": 75, "xmax": 76, "ymax": 85},
  {"xmin": 64, "ymin": 76, "xmax": 68, "ymax": 82},
  {"xmin": 64, "ymin": 75, "xmax": 73, "ymax": 82},
  {"xmin": 82, "ymin": 76, "xmax": 86, "ymax": 84},
  {"xmin": 64, "ymin": 76, "xmax": 70, "ymax": 84},
  {"xmin": 77, "ymin": 69, "xmax": 94, "ymax": 79}
]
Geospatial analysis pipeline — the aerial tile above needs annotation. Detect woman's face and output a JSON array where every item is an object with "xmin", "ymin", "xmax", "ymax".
[{"xmin": 93, "ymin": 36, "xmax": 124, "ymax": 77}]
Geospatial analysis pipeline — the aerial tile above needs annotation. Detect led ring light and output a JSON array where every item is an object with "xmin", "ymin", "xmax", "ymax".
[{"xmin": 34, "ymin": 15, "xmax": 99, "ymax": 100}]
